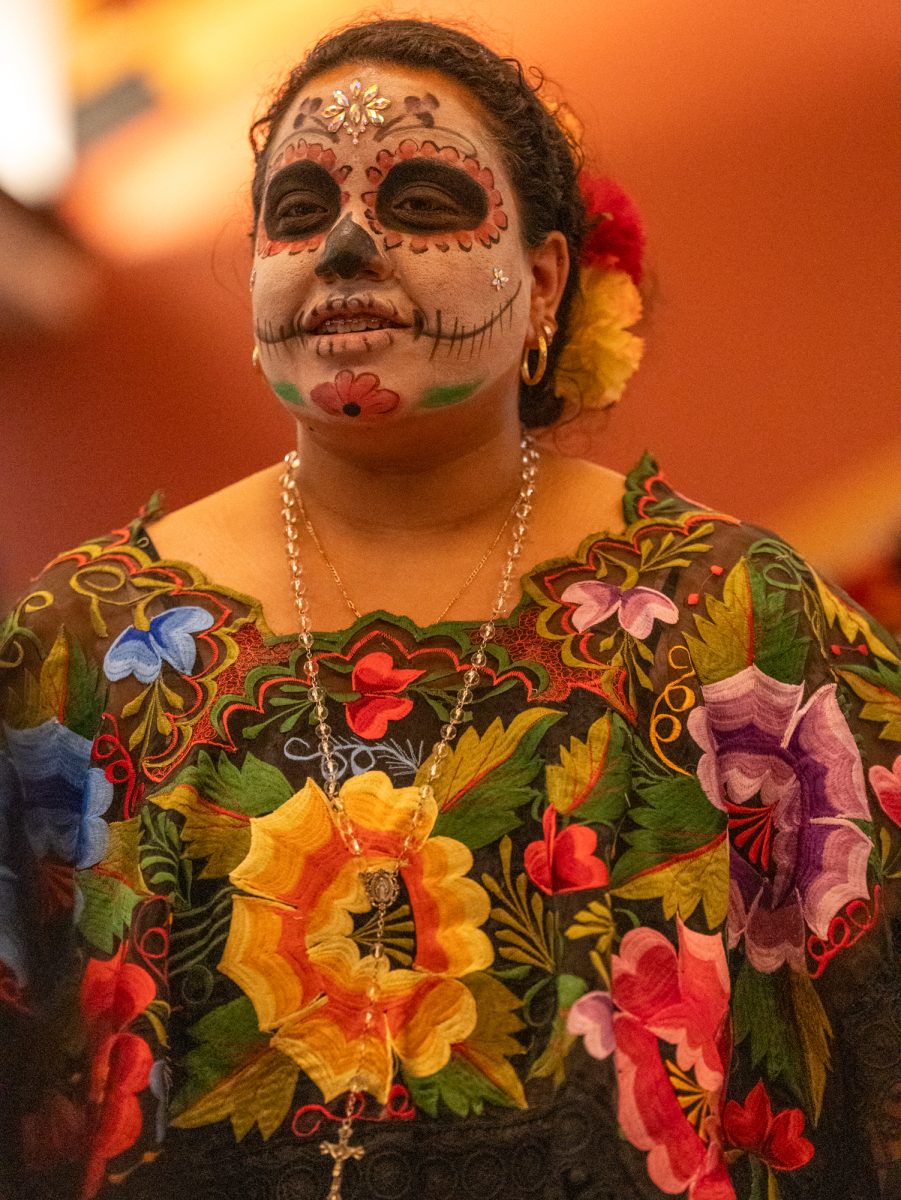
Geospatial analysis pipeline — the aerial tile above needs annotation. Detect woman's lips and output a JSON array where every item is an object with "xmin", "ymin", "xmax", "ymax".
[{"xmin": 311, "ymin": 326, "xmax": 406, "ymax": 356}]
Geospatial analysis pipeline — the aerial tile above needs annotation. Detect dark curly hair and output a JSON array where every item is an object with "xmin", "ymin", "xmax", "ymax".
[{"xmin": 249, "ymin": 18, "xmax": 588, "ymax": 427}]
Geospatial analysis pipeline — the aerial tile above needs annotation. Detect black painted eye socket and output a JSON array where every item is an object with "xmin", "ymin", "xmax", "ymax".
[
  {"xmin": 375, "ymin": 158, "xmax": 489, "ymax": 233},
  {"xmin": 263, "ymin": 161, "xmax": 341, "ymax": 240}
]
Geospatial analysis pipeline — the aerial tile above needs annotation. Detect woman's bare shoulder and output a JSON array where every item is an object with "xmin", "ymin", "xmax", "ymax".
[{"xmin": 148, "ymin": 462, "xmax": 286, "ymax": 585}]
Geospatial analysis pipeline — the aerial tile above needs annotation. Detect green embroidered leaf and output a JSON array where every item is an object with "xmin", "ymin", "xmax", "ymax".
[
  {"xmin": 612, "ymin": 834, "xmax": 728, "ymax": 928},
  {"xmin": 684, "ymin": 560, "xmax": 754, "ymax": 684},
  {"xmin": 610, "ymin": 774, "xmax": 724, "ymax": 884},
  {"xmin": 403, "ymin": 1051, "xmax": 518, "ymax": 1118},
  {"xmin": 733, "ymin": 962, "xmax": 806, "ymax": 1106},
  {"xmin": 788, "ymin": 969, "xmax": 832, "ymax": 1123},
  {"xmin": 76, "ymin": 869, "xmax": 142, "ymax": 954},
  {"xmin": 100, "ymin": 816, "xmax": 150, "ymax": 894},
  {"xmin": 455, "ymin": 973, "xmax": 527, "ymax": 1108},
  {"xmin": 546, "ymin": 712, "xmax": 630, "ymax": 825},
  {"xmin": 814, "ymin": 573, "xmax": 900, "ymax": 664},
  {"xmin": 429, "ymin": 709, "xmax": 562, "ymax": 850},
  {"xmin": 152, "ymin": 785, "xmax": 251, "ymax": 879},
  {"xmin": 171, "ymin": 749, "xmax": 294, "ymax": 817},
  {"xmin": 837, "ymin": 665, "xmax": 901, "ymax": 739},
  {"xmin": 748, "ymin": 566, "xmax": 808, "ymax": 684},
  {"xmin": 171, "ymin": 996, "xmax": 297, "ymax": 1140}
]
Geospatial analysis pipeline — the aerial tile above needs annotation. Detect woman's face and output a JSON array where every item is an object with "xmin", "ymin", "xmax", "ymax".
[{"xmin": 251, "ymin": 64, "xmax": 534, "ymax": 424}]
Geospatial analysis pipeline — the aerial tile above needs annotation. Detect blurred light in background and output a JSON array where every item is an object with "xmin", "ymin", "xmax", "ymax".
[{"xmin": 0, "ymin": 0, "xmax": 75, "ymax": 205}]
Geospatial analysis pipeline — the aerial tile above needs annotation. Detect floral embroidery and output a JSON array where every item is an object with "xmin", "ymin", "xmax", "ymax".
[
  {"xmin": 569, "ymin": 922, "xmax": 733, "ymax": 1198},
  {"xmin": 870, "ymin": 753, "xmax": 901, "ymax": 826},
  {"xmin": 345, "ymin": 650, "xmax": 424, "ymax": 739},
  {"xmin": 561, "ymin": 580, "xmax": 678, "ymax": 637},
  {"xmin": 103, "ymin": 607, "xmax": 215, "ymax": 684},
  {"xmin": 220, "ymin": 771, "xmax": 493, "ymax": 1102},
  {"xmin": 80, "ymin": 944, "xmax": 157, "ymax": 1197},
  {"xmin": 1, "ymin": 453, "xmax": 899, "ymax": 1197},
  {"xmin": 688, "ymin": 666, "xmax": 873, "ymax": 973},
  {"xmin": 722, "ymin": 1081, "xmax": 814, "ymax": 1172},
  {"xmin": 524, "ymin": 805, "xmax": 608, "ymax": 894}
]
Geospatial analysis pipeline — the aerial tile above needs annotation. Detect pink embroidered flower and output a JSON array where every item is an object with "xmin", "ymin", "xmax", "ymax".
[
  {"xmin": 567, "ymin": 989, "xmax": 615, "ymax": 1059},
  {"xmin": 346, "ymin": 651, "xmax": 425, "ymax": 739},
  {"xmin": 566, "ymin": 923, "xmax": 734, "ymax": 1199},
  {"xmin": 722, "ymin": 1082, "xmax": 814, "ymax": 1172},
  {"xmin": 524, "ymin": 805, "xmax": 609, "ymax": 894},
  {"xmin": 869, "ymin": 754, "xmax": 901, "ymax": 827},
  {"xmin": 687, "ymin": 665, "xmax": 873, "ymax": 973},
  {"xmin": 561, "ymin": 580, "xmax": 679, "ymax": 638},
  {"xmin": 310, "ymin": 371, "xmax": 400, "ymax": 419}
]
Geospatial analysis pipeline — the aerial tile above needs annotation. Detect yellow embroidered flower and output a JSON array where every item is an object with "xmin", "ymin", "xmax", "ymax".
[
  {"xmin": 219, "ymin": 772, "xmax": 493, "ymax": 1103},
  {"xmin": 554, "ymin": 268, "xmax": 644, "ymax": 409}
]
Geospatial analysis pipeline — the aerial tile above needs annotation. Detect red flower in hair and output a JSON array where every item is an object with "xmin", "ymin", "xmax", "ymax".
[
  {"xmin": 723, "ymin": 1081, "xmax": 814, "ymax": 1171},
  {"xmin": 579, "ymin": 175, "xmax": 645, "ymax": 284}
]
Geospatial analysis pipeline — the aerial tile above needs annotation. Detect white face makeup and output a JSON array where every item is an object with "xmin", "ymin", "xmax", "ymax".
[{"xmin": 251, "ymin": 65, "xmax": 532, "ymax": 423}]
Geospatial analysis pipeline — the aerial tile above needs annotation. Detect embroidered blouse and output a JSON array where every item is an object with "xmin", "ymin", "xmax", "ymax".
[{"xmin": 1, "ymin": 454, "xmax": 899, "ymax": 1200}]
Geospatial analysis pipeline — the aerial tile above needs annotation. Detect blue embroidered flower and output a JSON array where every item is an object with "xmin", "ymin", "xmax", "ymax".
[
  {"xmin": 103, "ymin": 606, "xmax": 215, "ymax": 684},
  {"xmin": 2, "ymin": 719, "xmax": 114, "ymax": 868}
]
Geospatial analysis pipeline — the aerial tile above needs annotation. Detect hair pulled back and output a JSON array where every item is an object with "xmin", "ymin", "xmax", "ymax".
[{"xmin": 250, "ymin": 18, "xmax": 588, "ymax": 427}]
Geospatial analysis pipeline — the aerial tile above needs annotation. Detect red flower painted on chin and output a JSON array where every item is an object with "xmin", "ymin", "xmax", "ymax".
[
  {"xmin": 524, "ymin": 805, "xmax": 609, "ymax": 894},
  {"xmin": 723, "ymin": 1082, "xmax": 814, "ymax": 1171},
  {"xmin": 310, "ymin": 370, "xmax": 400, "ymax": 419},
  {"xmin": 346, "ymin": 650, "xmax": 425, "ymax": 739}
]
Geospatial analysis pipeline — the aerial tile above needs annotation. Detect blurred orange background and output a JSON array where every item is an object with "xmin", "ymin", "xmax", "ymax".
[{"xmin": 1, "ymin": 0, "xmax": 900, "ymax": 618}]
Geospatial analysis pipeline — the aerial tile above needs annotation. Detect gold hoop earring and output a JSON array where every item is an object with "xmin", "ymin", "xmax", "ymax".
[
  {"xmin": 251, "ymin": 345, "xmax": 262, "ymax": 373},
  {"xmin": 520, "ymin": 332, "xmax": 548, "ymax": 387}
]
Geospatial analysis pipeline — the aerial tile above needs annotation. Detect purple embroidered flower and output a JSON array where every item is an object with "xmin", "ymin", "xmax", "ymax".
[
  {"xmin": 687, "ymin": 665, "xmax": 872, "ymax": 973},
  {"xmin": 103, "ymin": 607, "xmax": 215, "ymax": 684},
  {"xmin": 561, "ymin": 581, "xmax": 679, "ymax": 638}
]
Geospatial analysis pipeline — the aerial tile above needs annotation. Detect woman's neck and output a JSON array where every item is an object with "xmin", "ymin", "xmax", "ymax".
[{"xmin": 293, "ymin": 414, "xmax": 526, "ymax": 540}]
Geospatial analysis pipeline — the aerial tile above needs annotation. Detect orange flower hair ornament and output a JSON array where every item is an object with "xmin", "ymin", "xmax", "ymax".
[{"xmin": 554, "ymin": 174, "xmax": 646, "ymax": 411}]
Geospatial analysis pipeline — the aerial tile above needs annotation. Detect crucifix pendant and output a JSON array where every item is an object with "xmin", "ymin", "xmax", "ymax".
[{"xmin": 321, "ymin": 1120, "xmax": 365, "ymax": 1200}]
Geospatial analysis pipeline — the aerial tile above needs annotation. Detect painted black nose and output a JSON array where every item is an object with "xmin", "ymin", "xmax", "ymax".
[{"xmin": 315, "ymin": 214, "xmax": 381, "ymax": 279}]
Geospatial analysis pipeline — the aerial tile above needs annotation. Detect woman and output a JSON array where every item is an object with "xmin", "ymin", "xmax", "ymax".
[{"xmin": 1, "ymin": 18, "xmax": 899, "ymax": 1200}]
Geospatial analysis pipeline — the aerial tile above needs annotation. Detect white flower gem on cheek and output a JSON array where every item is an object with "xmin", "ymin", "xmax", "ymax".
[{"xmin": 491, "ymin": 267, "xmax": 509, "ymax": 290}]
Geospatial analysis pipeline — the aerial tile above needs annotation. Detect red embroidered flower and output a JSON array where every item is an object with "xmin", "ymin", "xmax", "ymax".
[
  {"xmin": 723, "ymin": 1081, "xmax": 814, "ymax": 1171},
  {"xmin": 346, "ymin": 650, "xmax": 425, "ymax": 739},
  {"xmin": 79, "ymin": 943, "xmax": 156, "ymax": 1198},
  {"xmin": 310, "ymin": 371, "xmax": 400, "ymax": 419},
  {"xmin": 524, "ymin": 806, "xmax": 609, "ymax": 894},
  {"xmin": 870, "ymin": 754, "xmax": 901, "ymax": 827}
]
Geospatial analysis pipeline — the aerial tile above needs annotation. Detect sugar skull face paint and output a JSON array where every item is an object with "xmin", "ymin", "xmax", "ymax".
[{"xmin": 252, "ymin": 64, "xmax": 532, "ymax": 423}]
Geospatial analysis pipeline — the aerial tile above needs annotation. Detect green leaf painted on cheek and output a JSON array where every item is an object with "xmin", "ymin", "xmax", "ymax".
[
  {"xmin": 419, "ymin": 379, "xmax": 483, "ymax": 409},
  {"xmin": 271, "ymin": 381, "xmax": 305, "ymax": 406}
]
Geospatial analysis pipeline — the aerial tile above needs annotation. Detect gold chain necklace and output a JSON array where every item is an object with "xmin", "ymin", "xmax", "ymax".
[
  {"xmin": 294, "ymin": 481, "xmax": 518, "ymax": 624},
  {"xmin": 279, "ymin": 435, "xmax": 539, "ymax": 1200}
]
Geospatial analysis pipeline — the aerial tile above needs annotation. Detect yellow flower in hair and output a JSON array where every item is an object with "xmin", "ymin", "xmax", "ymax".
[{"xmin": 554, "ymin": 269, "xmax": 644, "ymax": 410}]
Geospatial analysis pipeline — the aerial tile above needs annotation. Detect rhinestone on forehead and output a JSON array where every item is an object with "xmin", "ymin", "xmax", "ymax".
[{"xmin": 322, "ymin": 80, "xmax": 391, "ymax": 145}]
